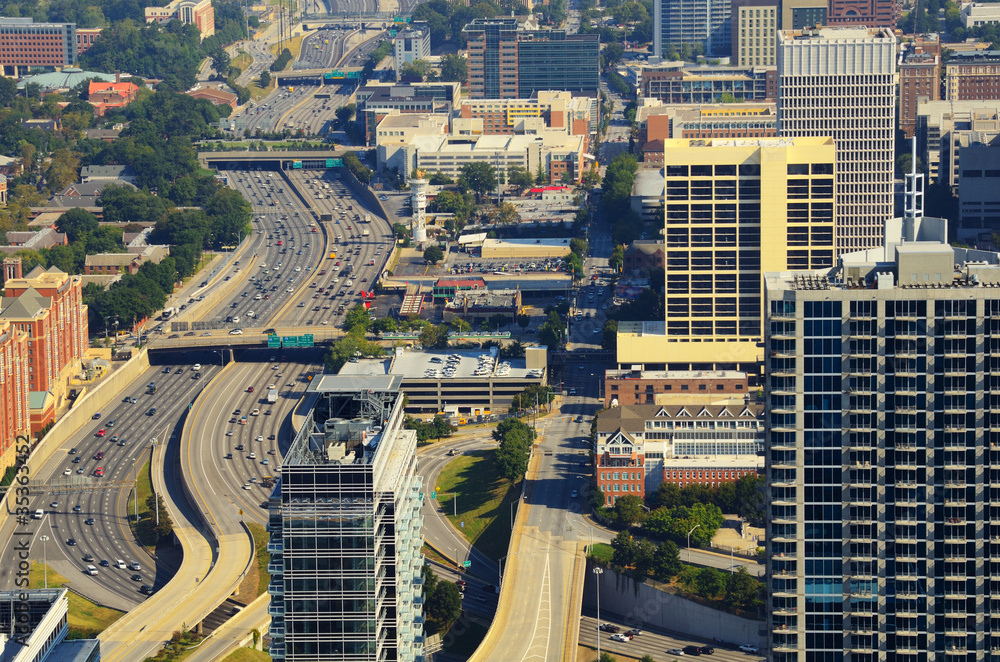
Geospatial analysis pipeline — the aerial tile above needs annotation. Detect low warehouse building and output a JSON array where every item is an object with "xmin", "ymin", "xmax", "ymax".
[
  {"xmin": 480, "ymin": 237, "xmax": 575, "ymax": 259},
  {"xmin": 339, "ymin": 346, "xmax": 547, "ymax": 417}
]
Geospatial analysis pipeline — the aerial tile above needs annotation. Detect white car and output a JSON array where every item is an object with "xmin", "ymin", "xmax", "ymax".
[
  {"xmin": 256, "ymin": 435, "xmax": 264, "ymax": 442},
  {"xmin": 193, "ymin": 364, "xmax": 201, "ymax": 371},
  {"xmin": 230, "ymin": 329, "xmax": 243, "ymax": 335},
  {"xmin": 610, "ymin": 633, "xmax": 630, "ymax": 642},
  {"xmin": 739, "ymin": 645, "xmax": 759, "ymax": 654}
]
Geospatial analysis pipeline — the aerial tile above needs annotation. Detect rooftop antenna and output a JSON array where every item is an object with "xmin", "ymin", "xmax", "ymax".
[{"xmin": 904, "ymin": 135, "xmax": 924, "ymax": 222}]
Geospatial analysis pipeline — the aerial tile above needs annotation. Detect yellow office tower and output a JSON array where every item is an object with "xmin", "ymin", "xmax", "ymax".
[{"xmin": 650, "ymin": 136, "xmax": 836, "ymax": 376}]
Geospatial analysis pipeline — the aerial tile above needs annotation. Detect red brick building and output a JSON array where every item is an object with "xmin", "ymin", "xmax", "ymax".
[
  {"xmin": 827, "ymin": 0, "xmax": 899, "ymax": 26},
  {"xmin": 604, "ymin": 368, "xmax": 748, "ymax": 407},
  {"xmin": 622, "ymin": 240, "xmax": 664, "ymax": 276},
  {"xmin": 899, "ymin": 35, "xmax": 941, "ymax": 138},
  {"xmin": 946, "ymin": 51, "xmax": 1000, "ymax": 101},
  {"xmin": 0, "ymin": 319, "xmax": 31, "ymax": 469},
  {"xmin": 0, "ymin": 261, "xmax": 89, "ymax": 410},
  {"xmin": 88, "ymin": 76, "xmax": 139, "ymax": 116},
  {"xmin": 594, "ymin": 401, "xmax": 763, "ymax": 504}
]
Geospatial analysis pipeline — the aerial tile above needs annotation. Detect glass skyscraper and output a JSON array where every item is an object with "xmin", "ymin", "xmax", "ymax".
[
  {"xmin": 267, "ymin": 375, "xmax": 424, "ymax": 662},
  {"xmin": 765, "ymin": 226, "xmax": 1000, "ymax": 661}
]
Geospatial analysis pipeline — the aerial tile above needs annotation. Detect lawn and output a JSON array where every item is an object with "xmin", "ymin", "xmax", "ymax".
[
  {"xmin": 133, "ymin": 458, "xmax": 157, "ymax": 549},
  {"xmin": 589, "ymin": 542, "xmax": 613, "ymax": 564},
  {"xmin": 435, "ymin": 449, "xmax": 520, "ymax": 562},
  {"xmin": 231, "ymin": 50, "xmax": 252, "ymax": 73},
  {"xmin": 222, "ymin": 647, "xmax": 271, "ymax": 662},
  {"xmin": 247, "ymin": 522, "xmax": 271, "ymax": 596},
  {"xmin": 29, "ymin": 562, "xmax": 124, "ymax": 638},
  {"xmin": 249, "ymin": 78, "xmax": 276, "ymax": 102},
  {"xmin": 270, "ymin": 34, "xmax": 305, "ymax": 63}
]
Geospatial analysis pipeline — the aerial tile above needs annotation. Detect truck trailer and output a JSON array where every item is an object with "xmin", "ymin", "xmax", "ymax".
[{"xmin": 267, "ymin": 389, "xmax": 278, "ymax": 404}]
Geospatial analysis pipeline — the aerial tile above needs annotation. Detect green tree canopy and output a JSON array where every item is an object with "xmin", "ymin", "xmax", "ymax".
[
  {"xmin": 458, "ymin": 161, "xmax": 497, "ymax": 202},
  {"xmin": 423, "ymin": 245, "xmax": 444, "ymax": 264},
  {"xmin": 55, "ymin": 207, "xmax": 99, "ymax": 242}
]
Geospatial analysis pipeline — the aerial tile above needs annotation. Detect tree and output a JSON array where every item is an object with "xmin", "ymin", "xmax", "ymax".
[
  {"xmin": 419, "ymin": 324, "xmax": 450, "ymax": 349},
  {"xmin": 609, "ymin": 244, "xmax": 624, "ymax": 272},
  {"xmin": 425, "ymin": 579, "xmax": 462, "ymax": 634},
  {"xmin": 439, "ymin": 53, "xmax": 468, "ymax": 83},
  {"xmin": 516, "ymin": 314, "xmax": 530, "ymax": 331},
  {"xmin": 343, "ymin": 304, "xmax": 372, "ymax": 334},
  {"xmin": 652, "ymin": 541, "xmax": 682, "ymax": 581},
  {"xmin": 211, "ymin": 48, "xmax": 231, "ymax": 77},
  {"xmin": 570, "ymin": 237, "xmax": 588, "ymax": 257},
  {"xmin": 428, "ymin": 171, "xmax": 453, "ymax": 185},
  {"xmin": 400, "ymin": 59, "xmax": 434, "ymax": 81},
  {"xmin": 601, "ymin": 319, "xmax": 618, "ymax": 352},
  {"xmin": 495, "ymin": 201, "xmax": 519, "ymax": 225},
  {"xmin": 371, "ymin": 316, "xmax": 397, "ymax": 334},
  {"xmin": 432, "ymin": 415, "xmax": 456, "ymax": 440},
  {"xmin": 602, "ymin": 42, "xmax": 624, "ymax": 69},
  {"xmin": 612, "ymin": 495, "xmax": 646, "ymax": 527},
  {"xmin": 423, "ymin": 245, "xmax": 444, "ymax": 264},
  {"xmin": 336, "ymin": 103, "xmax": 357, "ymax": 125},
  {"xmin": 458, "ymin": 162, "xmax": 497, "ymax": 202},
  {"xmin": 450, "ymin": 318, "xmax": 471, "ymax": 333},
  {"xmin": 508, "ymin": 165, "xmax": 534, "ymax": 192},
  {"xmin": 509, "ymin": 384, "xmax": 554, "ymax": 413},
  {"xmin": 56, "ymin": 208, "xmax": 99, "ymax": 242},
  {"xmin": 724, "ymin": 567, "xmax": 761, "ymax": 611},
  {"xmin": 565, "ymin": 252, "xmax": 584, "ymax": 280},
  {"xmin": 493, "ymin": 418, "xmax": 535, "ymax": 481},
  {"xmin": 695, "ymin": 567, "xmax": 727, "ymax": 598},
  {"xmin": 592, "ymin": 654, "xmax": 617, "ymax": 662},
  {"xmin": 259, "ymin": 70, "xmax": 271, "ymax": 88},
  {"xmin": 611, "ymin": 530, "xmax": 637, "ymax": 569}
]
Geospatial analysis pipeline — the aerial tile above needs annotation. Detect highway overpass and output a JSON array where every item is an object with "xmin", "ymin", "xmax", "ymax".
[{"xmin": 197, "ymin": 150, "xmax": 349, "ymax": 170}]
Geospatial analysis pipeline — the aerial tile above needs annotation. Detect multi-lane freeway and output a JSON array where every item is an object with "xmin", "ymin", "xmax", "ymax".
[
  {"xmin": 297, "ymin": 27, "xmax": 353, "ymax": 69},
  {"xmin": 0, "ymin": 363, "xmax": 222, "ymax": 608},
  {"xmin": 236, "ymin": 39, "xmax": 277, "ymax": 87}
]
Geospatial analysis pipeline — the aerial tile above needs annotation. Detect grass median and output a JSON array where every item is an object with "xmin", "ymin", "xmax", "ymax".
[
  {"xmin": 132, "ymin": 459, "xmax": 156, "ymax": 549},
  {"xmin": 29, "ymin": 562, "xmax": 124, "ymax": 638},
  {"xmin": 435, "ymin": 449, "xmax": 520, "ymax": 562},
  {"xmin": 247, "ymin": 522, "xmax": 271, "ymax": 596},
  {"xmin": 222, "ymin": 648, "xmax": 271, "ymax": 662}
]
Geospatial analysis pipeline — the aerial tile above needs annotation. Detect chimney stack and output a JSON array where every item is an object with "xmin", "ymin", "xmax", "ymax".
[
  {"xmin": 115, "ymin": 70, "xmax": 120, "ymax": 84},
  {"xmin": 3, "ymin": 257, "xmax": 22, "ymax": 282}
]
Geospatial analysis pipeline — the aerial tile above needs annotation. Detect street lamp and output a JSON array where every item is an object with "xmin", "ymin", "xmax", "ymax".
[
  {"xmin": 593, "ymin": 566, "xmax": 604, "ymax": 659},
  {"xmin": 39, "ymin": 535, "xmax": 49, "ymax": 588},
  {"xmin": 686, "ymin": 523, "xmax": 701, "ymax": 563}
]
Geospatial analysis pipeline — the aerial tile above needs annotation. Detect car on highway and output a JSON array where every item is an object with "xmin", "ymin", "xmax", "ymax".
[
  {"xmin": 247, "ymin": 386, "xmax": 255, "ymax": 392},
  {"xmin": 85, "ymin": 517, "xmax": 95, "ymax": 525},
  {"xmin": 610, "ymin": 633, "xmax": 632, "ymax": 642},
  {"xmin": 92, "ymin": 413, "xmax": 101, "ymax": 420},
  {"xmin": 94, "ymin": 467, "xmax": 104, "ymax": 477},
  {"xmin": 63, "ymin": 469, "xmax": 71, "ymax": 476},
  {"xmin": 599, "ymin": 624, "xmax": 620, "ymax": 633},
  {"xmin": 141, "ymin": 585, "xmax": 154, "ymax": 595},
  {"xmin": 66, "ymin": 538, "xmax": 76, "ymax": 546},
  {"xmin": 666, "ymin": 649, "xmax": 684, "ymax": 656},
  {"xmin": 73, "ymin": 505, "xmax": 81, "ymax": 512},
  {"xmin": 100, "ymin": 559, "xmax": 110, "ymax": 567},
  {"xmin": 96, "ymin": 429, "xmax": 106, "ymax": 437},
  {"xmin": 73, "ymin": 457, "xmax": 81, "ymax": 464},
  {"xmin": 738, "ymin": 645, "xmax": 758, "ymax": 654},
  {"xmin": 625, "ymin": 629, "xmax": 642, "ymax": 637},
  {"xmin": 130, "ymin": 574, "xmax": 142, "ymax": 582}
]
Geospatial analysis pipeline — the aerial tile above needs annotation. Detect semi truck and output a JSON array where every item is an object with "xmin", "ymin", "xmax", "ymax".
[
  {"xmin": 267, "ymin": 389, "xmax": 278, "ymax": 404},
  {"xmin": 161, "ymin": 307, "xmax": 175, "ymax": 320},
  {"xmin": 320, "ymin": 213, "xmax": 333, "ymax": 222}
]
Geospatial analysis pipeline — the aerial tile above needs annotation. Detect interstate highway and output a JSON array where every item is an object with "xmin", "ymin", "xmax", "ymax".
[
  {"xmin": 210, "ymin": 168, "xmax": 392, "ymax": 331},
  {"xmin": 0, "ymin": 363, "xmax": 221, "ymax": 609}
]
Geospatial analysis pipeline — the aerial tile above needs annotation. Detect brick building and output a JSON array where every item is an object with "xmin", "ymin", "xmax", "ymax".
[
  {"xmin": 0, "ymin": 261, "xmax": 88, "ymax": 434},
  {"xmin": 76, "ymin": 28, "xmax": 101, "ymax": 55},
  {"xmin": 144, "ymin": 0, "xmax": 215, "ymax": 38},
  {"xmin": 0, "ymin": 18, "xmax": 79, "ymax": 77},
  {"xmin": 185, "ymin": 87, "xmax": 238, "ymax": 110},
  {"xmin": 639, "ymin": 65, "xmax": 777, "ymax": 104},
  {"xmin": 946, "ymin": 51, "xmax": 1000, "ymax": 101},
  {"xmin": 0, "ymin": 318, "xmax": 30, "ymax": 470},
  {"xmin": 827, "ymin": 0, "xmax": 898, "ymax": 26},
  {"xmin": 594, "ymin": 401, "xmax": 764, "ymax": 503},
  {"xmin": 899, "ymin": 35, "xmax": 941, "ymax": 138},
  {"xmin": 622, "ymin": 240, "xmax": 664, "ymax": 276},
  {"xmin": 88, "ymin": 75, "xmax": 139, "ymax": 116},
  {"xmin": 603, "ymin": 368, "xmax": 749, "ymax": 407}
]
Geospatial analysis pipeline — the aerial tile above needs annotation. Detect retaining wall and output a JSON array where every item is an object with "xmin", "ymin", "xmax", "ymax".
[
  {"xmin": 582, "ymin": 560, "xmax": 764, "ymax": 648},
  {"xmin": 339, "ymin": 165, "xmax": 388, "ymax": 221}
]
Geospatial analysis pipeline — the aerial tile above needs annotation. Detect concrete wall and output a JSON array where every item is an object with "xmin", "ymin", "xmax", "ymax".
[
  {"xmin": 0, "ymin": 349, "xmax": 152, "ymax": 556},
  {"xmin": 338, "ymin": 165, "xmax": 388, "ymax": 221},
  {"xmin": 582, "ymin": 560, "xmax": 764, "ymax": 648}
]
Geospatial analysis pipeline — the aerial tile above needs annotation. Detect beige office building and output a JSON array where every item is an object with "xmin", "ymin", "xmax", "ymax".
[
  {"xmin": 731, "ymin": 0, "xmax": 778, "ymax": 67},
  {"xmin": 777, "ymin": 27, "xmax": 896, "ymax": 255},
  {"xmin": 618, "ymin": 136, "xmax": 836, "ymax": 377}
]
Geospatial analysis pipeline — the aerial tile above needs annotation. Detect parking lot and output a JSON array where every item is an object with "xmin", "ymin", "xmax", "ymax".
[{"xmin": 443, "ymin": 256, "xmax": 569, "ymax": 276}]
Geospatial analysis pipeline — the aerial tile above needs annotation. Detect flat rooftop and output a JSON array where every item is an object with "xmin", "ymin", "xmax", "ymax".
[{"xmin": 340, "ymin": 349, "xmax": 540, "ymax": 380}]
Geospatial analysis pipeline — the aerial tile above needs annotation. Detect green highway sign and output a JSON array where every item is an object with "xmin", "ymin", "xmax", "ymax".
[
  {"xmin": 393, "ymin": 16, "xmax": 411, "ymax": 22},
  {"xmin": 390, "ymin": 30, "xmax": 397, "ymax": 36},
  {"xmin": 431, "ymin": 491, "xmax": 436, "ymax": 499},
  {"xmin": 347, "ymin": 71, "xmax": 360, "ymax": 79},
  {"xmin": 284, "ymin": 336, "xmax": 299, "ymax": 348},
  {"xmin": 300, "ymin": 334, "xmax": 314, "ymax": 348},
  {"xmin": 462, "ymin": 560, "xmax": 471, "ymax": 568},
  {"xmin": 325, "ymin": 158, "xmax": 343, "ymax": 168},
  {"xmin": 267, "ymin": 335, "xmax": 281, "ymax": 348},
  {"xmin": 292, "ymin": 160, "xmax": 302, "ymax": 169}
]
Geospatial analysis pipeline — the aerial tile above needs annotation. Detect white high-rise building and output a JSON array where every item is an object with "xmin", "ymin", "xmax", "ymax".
[
  {"xmin": 777, "ymin": 27, "xmax": 897, "ymax": 255},
  {"xmin": 267, "ymin": 375, "xmax": 425, "ymax": 662}
]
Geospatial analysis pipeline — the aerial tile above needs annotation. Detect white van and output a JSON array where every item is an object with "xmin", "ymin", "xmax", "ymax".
[
  {"xmin": 115, "ymin": 559, "xmax": 126, "ymax": 569},
  {"xmin": 33, "ymin": 509, "xmax": 43, "ymax": 519},
  {"xmin": 85, "ymin": 565, "xmax": 98, "ymax": 576}
]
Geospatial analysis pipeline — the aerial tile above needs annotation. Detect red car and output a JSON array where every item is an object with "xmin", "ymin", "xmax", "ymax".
[
  {"xmin": 95, "ymin": 451, "xmax": 104, "ymax": 460},
  {"xmin": 94, "ymin": 467, "xmax": 104, "ymax": 477},
  {"xmin": 96, "ymin": 429, "xmax": 107, "ymax": 437},
  {"xmin": 247, "ymin": 386, "xmax": 255, "ymax": 393},
  {"xmin": 277, "ymin": 240, "xmax": 283, "ymax": 246}
]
